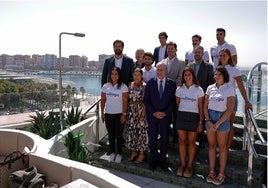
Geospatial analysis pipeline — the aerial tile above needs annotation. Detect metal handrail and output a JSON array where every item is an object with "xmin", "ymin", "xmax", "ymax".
[
  {"xmin": 82, "ymin": 98, "xmax": 101, "ymax": 118},
  {"xmin": 242, "ymin": 114, "xmax": 258, "ymax": 158},
  {"xmin": 247, "ymin": 109, "xmax": 267, "ymax": 145},
  {"xmin": 246, "ymin": 62, "xmax": 267, "ymax": 114},
  {"xmin": 243, "ymin": 62, "xmax": 267, "ymax": 186},
  {"xmin": 82, "ymin": 98, "xmax": 101, "ymax": 144}
]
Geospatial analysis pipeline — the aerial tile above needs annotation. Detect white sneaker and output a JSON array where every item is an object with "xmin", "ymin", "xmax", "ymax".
[
  {"xmin": 114, "ymin": 154, "xmax": 122, "ymax": 163},
  {"xmin": 108, "ymin": 153, "xmax": 115, "ymax": 162}
]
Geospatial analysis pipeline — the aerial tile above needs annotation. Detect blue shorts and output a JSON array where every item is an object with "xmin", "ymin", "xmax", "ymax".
[{"xmin": 206, "ymin": 109, "xmax": 230, "ymax": 132}]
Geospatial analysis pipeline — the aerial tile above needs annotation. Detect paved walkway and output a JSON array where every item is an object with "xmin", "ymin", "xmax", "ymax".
[{"xmin": 0, "ymin": 112, "xmax": 35, "ymax": 126}]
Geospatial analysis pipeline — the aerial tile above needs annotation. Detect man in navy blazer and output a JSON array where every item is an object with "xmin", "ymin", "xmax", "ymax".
[
  {"xmin": 144, "ymin": 61, "xmax": 176, "ymax": 171},
  {"xmin": 153, "ymin": 32, "xmax": 168, "ymax": 66},
  {"xmin": 101, "ymin": 39, "xmax": 134, "ymax": 86}
]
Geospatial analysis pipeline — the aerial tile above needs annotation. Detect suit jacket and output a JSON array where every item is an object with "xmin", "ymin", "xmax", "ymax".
[
  {"xmin": 144, "ymin": 77, "xmax": 176, "ymax": 118},
  {"xmin": 162, "ymin": 57, "xmax": 185, "ymax": 85},
  {"xmin": 187, "ymin": 60, "xmax": 215, "ymax": 92},
  {"xmin": 101, "ymin": 55, "xmax": 134, "ymax": 86},
  {"xmin": 153, "ymin": 46, "xmax": 168, "ymax": 66}
]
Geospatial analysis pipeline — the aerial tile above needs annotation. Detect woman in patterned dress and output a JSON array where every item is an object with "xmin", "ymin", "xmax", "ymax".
[{"xmin": 124, "ymin": 68, "xmax": 149, "ymax": 164}]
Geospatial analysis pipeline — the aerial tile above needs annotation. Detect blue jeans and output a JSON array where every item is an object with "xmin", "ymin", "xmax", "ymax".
[{"xmin": 206, "ymin": 109, "xmax": 230, "ymax": 132}]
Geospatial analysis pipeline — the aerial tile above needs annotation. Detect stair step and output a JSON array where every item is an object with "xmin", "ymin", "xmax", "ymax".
[
  {"xmin": 97, "ymin": 137, "xmax": 266, "ymax": 187},
  {"xmin": 93, "ymin": 148, "xmax": 264, "ymax": 188},
  {"xmin": 233, "ymin": 123, "xmax": 267, "ymax": 141},
  {"xmin": 166, "ymin": 143, "xmax": 266, "ymax": 170},
  {"xmin": 235, "ymin": 116, "xmax": 267, "ymax": 129}
]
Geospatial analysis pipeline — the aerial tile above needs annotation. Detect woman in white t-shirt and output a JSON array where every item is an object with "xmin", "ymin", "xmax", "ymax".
[
  {"xmin": 204, "ymin": 66, "xmax": 235, "ymax": 185},
  {"xmin": 218, "ymin": 48, "xmax": 252, "ymax": 149},
  {"xmin": 175, "ymin": 67, "xmax": 204, "ymax": 178},
  {"xmin": 101, "ymin": 67, "xmax": 129, "ymax": 163}
]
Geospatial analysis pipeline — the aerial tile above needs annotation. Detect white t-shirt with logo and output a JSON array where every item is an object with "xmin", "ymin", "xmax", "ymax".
[
  {"xmin": 176, "ymin": 84, "xmax": 204, "ymax": 113},
  {"xmin": 210, "ymin": 42, "xmax": 237, "ymax": 68},
  {"xmin": 206, "ymin": 83, "xmax": 235, "ymax": 112},
  {"xmin": 101, "ymin": 83, "xmax": 128, "ymax": 114},
  {"xmin": 225, "ymin": 64, "xmax": 241, "ymax": 91}
]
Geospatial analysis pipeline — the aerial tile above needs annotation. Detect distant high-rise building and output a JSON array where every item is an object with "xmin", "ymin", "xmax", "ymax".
[
  {"xmin": 31, "ymin": 54, "xmax": 42, "ymax": 68},
  {"xmin": 69, "ymin": 55, "xmax": 81, "ymax": 68},
  {"xmin": 42, "ymin": 54, "xmax": 57, "ymax": 70}
]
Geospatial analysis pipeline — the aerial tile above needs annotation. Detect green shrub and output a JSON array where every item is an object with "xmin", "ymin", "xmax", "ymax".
[{"xmin": 64, "ymin": 130, "xmax": 94, "ymax": 163}]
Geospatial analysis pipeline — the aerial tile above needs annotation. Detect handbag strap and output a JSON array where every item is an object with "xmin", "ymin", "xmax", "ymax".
[
  {"xmin": 4, "ymin": 151, "xmax": 22, "ymax": 163},
  {"xmin": 3, "ymin": 151, "xmax": 23, "ymax": 169}
]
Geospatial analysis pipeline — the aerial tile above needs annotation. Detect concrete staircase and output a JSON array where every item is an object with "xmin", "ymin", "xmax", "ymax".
[{"xmin": 93, "ymin": 116, "xmax": 267, "ymax": 188}]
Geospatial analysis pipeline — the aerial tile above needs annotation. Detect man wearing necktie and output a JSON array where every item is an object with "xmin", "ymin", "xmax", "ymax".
[{"xmin": 144, "ymin": 62, "xmax": 176, "ymax": 172}]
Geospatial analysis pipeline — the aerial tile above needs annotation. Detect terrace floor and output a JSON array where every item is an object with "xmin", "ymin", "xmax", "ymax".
[{"xmin": 0, "ymin": 112, "xmax": 184, "ymax": 188}]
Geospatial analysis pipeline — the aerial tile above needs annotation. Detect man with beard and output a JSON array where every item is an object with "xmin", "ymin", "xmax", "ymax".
[
  {"xmin": 153, "ymin": 32, "xmax": 168, "ymax": 66},
  {"xmin": 101, "ymin": 39, "xmax": 134, "ymax": 86}
]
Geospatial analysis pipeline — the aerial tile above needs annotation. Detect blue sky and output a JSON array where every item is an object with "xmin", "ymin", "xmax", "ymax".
[{"xmin": 0, "ymin": 0, "xmax": 267, "ymax": 68}]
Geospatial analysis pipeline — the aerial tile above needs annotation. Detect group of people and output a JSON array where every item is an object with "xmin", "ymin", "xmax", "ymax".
[{"xmin": 100, "ymin": 28, "xmax": 252, "ymax": 186}]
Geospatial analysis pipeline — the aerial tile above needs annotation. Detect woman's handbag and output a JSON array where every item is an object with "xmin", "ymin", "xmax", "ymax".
[
  {"xmin": 9, "ymin": 165, "xmax": 46, "ymax": 188},
  {"xmin": 0, "ymin": 151, "xmax": 29, "ymax": 188}
]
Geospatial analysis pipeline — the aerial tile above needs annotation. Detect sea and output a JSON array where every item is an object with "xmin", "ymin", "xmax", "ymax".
[
  {"xmin": 37, "ymin": 67, "xmax": 267, "ymax": 117},
  {"xmin": 39, "ymin": 74, "xmax": 102, "ymax": 95}
]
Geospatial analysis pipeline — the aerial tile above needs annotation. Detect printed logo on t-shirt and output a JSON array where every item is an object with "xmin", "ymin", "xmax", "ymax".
[
  {"xmin": 210, "ymin": 96, "xmax": 224, "ymax": 102},
  {"xmin": 106, "ymin": 92, "xmax": 119, "ymax": 97},
  {"xmin": 181, "ymin": 96, "xmax": 196, "ymax": 102}
]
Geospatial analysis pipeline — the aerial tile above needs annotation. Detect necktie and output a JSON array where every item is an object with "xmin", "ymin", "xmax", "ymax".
[{"xmin": 159, "ymin": 80, "xmax": 163, "ymax": 98}]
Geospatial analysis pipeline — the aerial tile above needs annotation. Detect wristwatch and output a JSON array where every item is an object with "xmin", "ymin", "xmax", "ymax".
[
  {"xmin": 205, "ymin": 119, "xmax": 211, "ymax": 122},
  {"xmin": 122, "ymin": 112, "xmax": 127, "ymax": 115}
]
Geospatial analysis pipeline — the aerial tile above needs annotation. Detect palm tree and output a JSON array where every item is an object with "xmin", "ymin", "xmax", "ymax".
[{"xmin": 80, "ymin": 86, "xmax": 85, "ymax": 99}]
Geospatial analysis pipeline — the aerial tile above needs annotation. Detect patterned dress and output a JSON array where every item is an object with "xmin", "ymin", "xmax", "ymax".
[{"xmin": 124, "ymin": 82, "xmax": 149, "ymax": 152}]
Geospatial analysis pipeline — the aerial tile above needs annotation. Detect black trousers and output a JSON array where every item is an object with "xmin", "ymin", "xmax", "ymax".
[{"xmin": 105, "ymin": 113, "xmax": 124, "ymax": 154}]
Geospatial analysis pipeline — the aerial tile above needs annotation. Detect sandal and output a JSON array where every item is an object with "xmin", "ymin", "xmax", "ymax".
[
  {"xmin": 176, "ymin": 165, "xmax": 185, "ymax": 176},
  {"xmin": 134, "ymin": 154, "xmax": 145, "ymax": 164},
  {"xmin": 212, "ymin": 173, "xmax": 225, "ymax": 185},
  {"xmin": 183, "ymin": 166, "xmax": 192, "ymax": 178},
  {"xmin": 206, "ymin": 171, "xmax": 216, "ymax": 183},
  {"xmin": 128, "ymin": 151, "xmax": 138, "ymax": 162}
]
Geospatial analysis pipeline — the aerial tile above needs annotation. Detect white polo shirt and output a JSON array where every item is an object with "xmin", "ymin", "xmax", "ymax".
[
  {"xmin": 176, "ymin": 84, "xmax": 204, "ymax": 113},
  {"xmin": 142, "ymin": 66, "xmax": 156, "ymax": 83},
  {"xmin": 225, "ymin": 64, "xmax": 241, "ymax": 91},
  {"xmin": 101, "ymin": 83, "xmax": 128, "ymax": 114},
  {"xmin": 206, "ymin": 83, "xmax": 235, "ymax": 112},
  {"xmin": 210, "ymin": 42, "xmax": 237, "ymax": 68}
]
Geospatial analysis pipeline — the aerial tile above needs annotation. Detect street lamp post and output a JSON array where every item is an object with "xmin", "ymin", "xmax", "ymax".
[{"xmin": 59, "ymin": 32, "xmax": 85, "ymax": 131}]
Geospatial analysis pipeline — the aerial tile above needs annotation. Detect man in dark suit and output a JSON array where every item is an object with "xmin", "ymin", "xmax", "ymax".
[
  {"xmin": 144, "ymin": 61, "xmax": 176, "ymax": 171},
  {"xmin": 187, "ymin": 46, "xmax": 215, "ymax": 148},
  {"xmin": 153, "ymin": 32, "xmax": 168, "ymax": 66},
  {"xmin": 101, "ymin": 39, "xmax": 134, "ymax": 86}
]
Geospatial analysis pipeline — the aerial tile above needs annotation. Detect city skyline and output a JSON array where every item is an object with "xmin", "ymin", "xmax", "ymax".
[{"xmin": 0, "ymin": 0, "xmax": 267, "ymax": 68}]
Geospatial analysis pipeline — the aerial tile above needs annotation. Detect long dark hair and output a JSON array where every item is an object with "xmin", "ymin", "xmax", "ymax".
[
  {"xmin": 218, "ymin": 48, "xmax": 235, "ymax": 67},
  {"xmin": 109, "ymin": 67, "xmax": 123, "ymax": 89},
  {"xmin": 179, "ymin": 67, "xmax": 199, "ymax": 86}
]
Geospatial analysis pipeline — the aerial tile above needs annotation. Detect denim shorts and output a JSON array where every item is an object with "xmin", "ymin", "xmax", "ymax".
[{"xmin": 206, "ymin": 109, "xmax": 230, "ymax": 132}]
